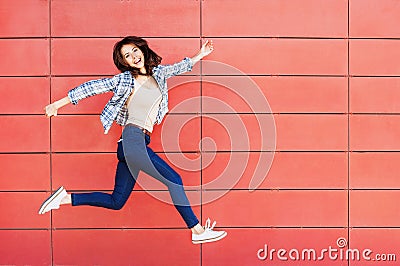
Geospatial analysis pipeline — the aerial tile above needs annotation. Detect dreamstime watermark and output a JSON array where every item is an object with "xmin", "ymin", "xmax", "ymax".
[
  {"xmin": 130, "ymin": 60, "xmax": 276, "ymax": 206},
  {"xmin": 257, "ymin": 237, "xmax": 396, "ymax": 262}
]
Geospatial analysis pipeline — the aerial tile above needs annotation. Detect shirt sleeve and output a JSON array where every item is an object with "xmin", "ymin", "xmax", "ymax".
[
  {"xmin": 158, "ymin": 57, "xmax": 193, "ymax": 79},
  {"xmin": 67, "ymin": 75, "xmax": 120, "ymax": 105}
]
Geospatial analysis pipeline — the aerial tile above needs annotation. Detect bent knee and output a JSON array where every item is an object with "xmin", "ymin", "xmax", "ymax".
[
  {"xmin": 167, "ymin": 174, "xmax": 184, "ymax": 186},
  {"xmin": 110, "ymin": 196, "xmax": 128, "ymax": 210}
]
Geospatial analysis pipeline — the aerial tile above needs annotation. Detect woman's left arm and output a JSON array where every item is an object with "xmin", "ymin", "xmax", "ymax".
[{"xmin": 160, "ymin": 40, "xmax": 214, "ymax": 79}]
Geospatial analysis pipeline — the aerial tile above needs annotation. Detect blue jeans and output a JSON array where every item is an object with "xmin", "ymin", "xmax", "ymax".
[{"xmin": 71, "ymin": 125, "xmax": 199, "ymax": 228}]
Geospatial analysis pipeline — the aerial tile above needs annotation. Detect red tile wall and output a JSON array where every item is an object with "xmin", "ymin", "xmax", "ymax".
[{"xmin": 1, "ymin": 1, "xmax": 399, "ymax": 265}]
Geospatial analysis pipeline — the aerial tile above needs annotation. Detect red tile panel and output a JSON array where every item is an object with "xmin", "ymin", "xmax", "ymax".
[
  {"xmin": 52, "ymin": 152, "xmax": 200, "ymax": 191},
  {"xmin": 51, "ymin": 115, "xmax": 121, "ymax": 152},
  {"xmin": 0, "ymin": 77, "xmax": 49, "ymax": 114},
  {"xmin": 0, "ymin": 154, "xmax": 50, "ymax": 191},
  {"xmin": 350, "ymin": 152, "xmax": 400, "ymax": 189},
  {"xmin": 150, "ymin": 114, "xmax": 201, "ymax": 152},
  {"xmin": 52, "ymin": 153, "xmax": 118, "ymax": 191},
  {"xmin": 276, "ymin": 114, "xmax": 348, "ymax": 151},
  {"xmin": 203, "ymin": 0, "xmax": 347, "ymax": 37},
  {"xmin": 350, "ymin": 40, "xmax": 400, "ymax": 76},
  {"xmin": 0, "ymin": 116, "xmax": 49, "ymax": 152},
  {"xmin": 203, "ymin": 190, "xmax": 348, "ymax": 227},
  {"xmin": 0, "ymin": 39, "xmax": 49, "ymax": 76},
  {"xmin": 52, "ymin": 191, "xmax": 200, "ymax": 229},
  {"xmin": 167, "ymin": 76, "xmax": 201, "ymax": 114},
  {"xmin": 52, "ymin": 76, "xmax": 113, "ymax": 114},
  {"xmin": 0, "ymin": 230, "xmax": 51, "ymax": 265},
  {"xmin": 0, "ymin": 0, "xmax": 49, "ymax": 37},
  {"xmin": 202, "ymin": 76, "xmax": 347, "ymax": 113},
  {"xmin": 203, "ymin": 228, "xmax": 348, "ymax": 266},
  {"xmin": 256, "ymin": 76, "xmax": 348, "ymax": 113},
  {"xmin": 350, "ymin": 190, "xmax": 400, "ymax": 227},
  {"xmin": 202, "ymin": 114, "xmax": 275, "ymax": 152},
  {"xmin": 350, "ymin": 229, "xmax": 400, "ymax": 266},
  {"xmin": 51, "ymin": 38, "xmax": 200, "ymax": 75},
  {"xmin": 350, "ymin": 0, "xmax": 400, "ymax": 38},
  {"xmin": 203, "ymin": 39, "xmax": 347, "ymax": 75},
  {"xmin": 203, "ymin": 152, "xmax": 347, "ymax": 190},
  {"xmin": 53, "ymin": 229, "xmax": 199, "ymax": 266},
  {"xmin": 350, "ymin": 115, "xmax": 400, "ymax": 151},
  {"xmin": 264, "ymin": 152, "xmax": 347, "ymax": 189},
  {"xmin": 350, "ymin": 77, "xmax": 400, "ymax": 113},
  {"xmin": 51, "ymin": 0, "xmax": 200, "ymax": 37},
  {"xmin": 202, "ymin": 77, "xmax": 265, "ymax": 114},
  {"xmin": 51, "ymin": 38, "xmax": 118, "ymax": 76},
  {"xmin": 0, "ymin": 192, "xmax": 50, "ymax": 228}
]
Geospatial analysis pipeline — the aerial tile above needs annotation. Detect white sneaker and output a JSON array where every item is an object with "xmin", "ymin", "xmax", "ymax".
[
  {"xmin": 38, "ymin": 186, "xmax": 67, "ymax": 214},
  {"xmin": 192, "ymin": 218, "xmax": 227, "ymax": 244}
]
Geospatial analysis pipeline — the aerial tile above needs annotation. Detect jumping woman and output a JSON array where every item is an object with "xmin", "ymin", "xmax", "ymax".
[{"xmin": 39, "ymin": 36, "xmax": 227, "ymax": 244}]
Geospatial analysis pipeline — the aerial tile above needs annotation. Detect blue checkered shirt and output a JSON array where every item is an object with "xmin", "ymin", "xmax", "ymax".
[{"xmin": 68, "ymin": 57, "xmax": 193, "ymax": 134}]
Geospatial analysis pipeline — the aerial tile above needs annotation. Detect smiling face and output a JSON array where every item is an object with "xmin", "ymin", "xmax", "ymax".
[{"xmin": 120, "ymin": 43, "xmax": 146, "ymax": 73}]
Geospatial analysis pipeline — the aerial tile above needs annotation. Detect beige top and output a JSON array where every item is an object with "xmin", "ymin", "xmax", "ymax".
[{"xmin": 126, "ymin": 76, "xmax": 162, "ymax": 133}]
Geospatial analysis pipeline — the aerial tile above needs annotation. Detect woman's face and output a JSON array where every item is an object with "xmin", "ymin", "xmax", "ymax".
[{"xmin": 120, "ymin": 43, "xmax": 145, "ymax": 71}]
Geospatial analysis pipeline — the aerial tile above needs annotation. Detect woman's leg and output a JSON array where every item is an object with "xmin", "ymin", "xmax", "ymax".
[
  {"xmin": 71, "ymin": 140, "xmax": 138, "ymax": 210},
  {"xmin": 145, "ymin": 145, "xmax": 200, "ymax": 228},
  {"xmin": 122, "ymin": 126, "xmax": 199, "ymax": 228},
  {"xmin": 39, "ymin": 140, "xmax": 138, "ymax": 214}
]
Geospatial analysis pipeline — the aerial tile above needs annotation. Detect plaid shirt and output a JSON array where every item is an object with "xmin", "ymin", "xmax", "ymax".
[{"xmin": 68, "ymin": 57, "xmax": 193, "ymax": 134}]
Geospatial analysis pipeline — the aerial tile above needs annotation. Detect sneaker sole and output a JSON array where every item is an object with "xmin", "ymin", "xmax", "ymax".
[
  {"xmin": 192, "ymin": 231, "xmax": 227, "ymax": 244},
  {"xmin": 38, "ymin": 187, "xmax": 65, "ymax": 215}
]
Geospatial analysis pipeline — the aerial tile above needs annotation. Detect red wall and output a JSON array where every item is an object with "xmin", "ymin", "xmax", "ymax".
[{"xmin": 1, "ymin": 0, "xmax": 400, "ymax": 265}]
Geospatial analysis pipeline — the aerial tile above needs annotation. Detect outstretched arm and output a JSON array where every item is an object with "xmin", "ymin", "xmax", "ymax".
[
  {"xmin": 45, "ymin": 97, "xmax": 71, "ymax": 117},
  {"xmin": 44, "ymin": 75, "xmax": 121, "ymax": 118},
  {"xmin": 161, "ymin": 40, "xmax": 214, "ymax": 79},
  {"xmin": 191, "ymin": 40, "xmax": 214, "ymax": 65}
]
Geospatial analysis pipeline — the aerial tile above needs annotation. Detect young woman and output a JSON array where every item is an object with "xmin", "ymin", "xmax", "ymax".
[{"xmin": 38, "ymin": 36, "xmax": 227, "ymax": 244}]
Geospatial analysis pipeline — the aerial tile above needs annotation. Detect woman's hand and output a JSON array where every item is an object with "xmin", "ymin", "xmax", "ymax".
[
  {"xmin": 44, "ymin": 96, "xmax": 71, "ymax": 117},
  {"xmin": 200, "ymin": 40, "xmax": 214, "ymax": 57},
  {"xmin": 45, "ymin": 103, "xmax": 58, "ymax": 117},
  {"xmin": 191, "ymin": 40, "xmax": 214, "ymax": 65}
]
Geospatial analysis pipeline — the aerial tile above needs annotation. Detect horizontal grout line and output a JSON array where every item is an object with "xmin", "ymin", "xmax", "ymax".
[
  {"xmin": 0, "ymin": 228, "xmax": 51, "ymax": 231},
  {"xmin": 2, "ymin": 36, "xmax": 400, "ymax": 40},
  {"xmin": 4, "ymin": 113, "xmax": 400, "ymax": 116},
  {"xmin": 3, "ymin": 226, "xmax": 400, "ymax": 231},
  {"xmin": 7, "ymin": 188, "xmax": 400, "ymax": 193},
  {"xmin": 0, "ymin": 75, "xmax": 50, "ymax": 78},
  {"xmin": 348, "ymin": 188, "xmax": 400, "ymax": 191},
  {"xmin": 3, "ymin": 151, "xmax": 400, "ymax": 155},
  {"xmin": 351, "ymin": 113, "xmax": 400, "ymax": 115},
  {"xmin": 349, "ymin": 227, "xmax": 400, "ymax": 229},
  {"xmin": 0, "ymin": 152, "xmax": 50, "ymax": 155},
  {"xmin": 50, "ymin": 226, "xmax": 350, "ymax": 230},
  {"xmin": 3, "ymin": 188, "xmax": 400, "ymax": 193},
  {"xmin": 201, "ymin": 37, "xmax": 400, "ymax": 41},
  {"xmin": 2, "ymin": 74, "xmax": 400, "ymax": 78},
  {"xmin": 0, "ymin": 37, "xmax": 51, "ymax": 40}
]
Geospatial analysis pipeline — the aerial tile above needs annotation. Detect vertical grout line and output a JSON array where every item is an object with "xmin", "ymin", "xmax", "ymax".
[
  {"xmin": 199, "ymin": 0, "xmax": 203, "ymax": 265},
  {"xmin": 48, "ymin": 0, "xmax": 54, "ymax": 265},
  {"xmin": 347, "ymin": 0, "xmax": 350, "ymax": 263}
]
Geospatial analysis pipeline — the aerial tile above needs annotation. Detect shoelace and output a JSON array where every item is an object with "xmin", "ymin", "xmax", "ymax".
[{"xmin": 204, "ymin": 218, "xmax": 217, "ymax": 231}]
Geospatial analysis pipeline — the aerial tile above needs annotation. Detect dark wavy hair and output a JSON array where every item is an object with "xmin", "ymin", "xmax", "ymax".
[{"xmin": 113, "ymin": 36, "xmax": 162, "ymax": 76}]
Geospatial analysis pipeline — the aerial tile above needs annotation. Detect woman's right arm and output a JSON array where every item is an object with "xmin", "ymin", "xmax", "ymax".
[
  {"xmin": 45, "ymin": 96, "xmax": 71, "ymax": 117},
  {"xmin": 44, "ymin": 75, "xmax": 121, "ymax": 118}
]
